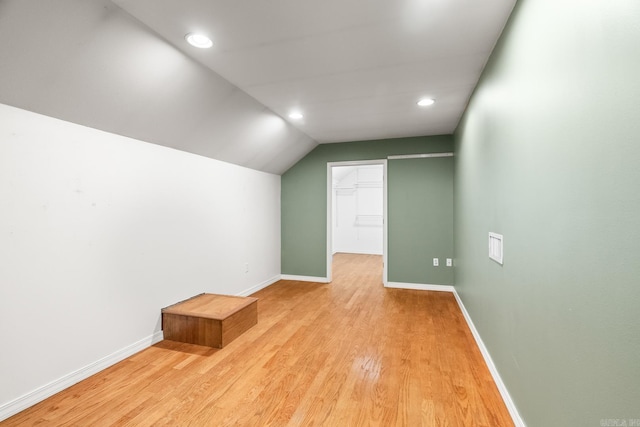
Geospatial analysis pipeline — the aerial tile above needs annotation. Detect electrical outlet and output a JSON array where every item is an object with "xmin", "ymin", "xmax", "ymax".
[
  {"xmin": 244, "ymin": 262, "xmax": 249, "ymax": 273},
  {"xmin": 446, "ymin": 258, "xmax": 452, "ymax": 267},
  {"xmin": 433, "ymin": 258, "xmax": 439, "ymax": 267}
]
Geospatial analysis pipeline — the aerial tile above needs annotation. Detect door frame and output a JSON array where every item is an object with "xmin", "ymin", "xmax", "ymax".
[{"xmin": 326, "ymin": 159, "xmax": 388, "ymax": 285}]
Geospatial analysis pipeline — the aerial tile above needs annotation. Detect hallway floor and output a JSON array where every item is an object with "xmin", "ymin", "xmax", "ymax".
[{"xmin": 3, "ymin": 253, "xmax": 513, "ymax": 426}]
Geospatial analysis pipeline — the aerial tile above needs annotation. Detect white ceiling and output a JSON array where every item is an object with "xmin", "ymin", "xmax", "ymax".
[
  {"xmin": 0, "ymin": 0, "xmax": 514, "ymax": 174},
  {"xmin": 0, "ymin": 0, "xmax": 316, "ymax": 174},
  {"xmin": 113, "ymin": 0, "xmax": 515, "ymax": 143}
]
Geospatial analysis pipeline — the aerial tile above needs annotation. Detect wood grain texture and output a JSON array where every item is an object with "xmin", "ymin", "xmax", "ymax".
[
  {"xmin": 162, "ymin": 313, "xmax": 223, "ymax": 347},
  {"xmin": 2, "ymin": 254, "xmax": 514, "ymax": 426},
  {"xmin": 162, "ymin": 294, "xmax": 258, "ymax": 320},
  {"xmin": 161, "ymin": 294, "xmax": 258, "ymax": 348}
]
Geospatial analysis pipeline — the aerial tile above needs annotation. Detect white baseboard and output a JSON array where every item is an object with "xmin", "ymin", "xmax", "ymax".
[
  {"xmin": 0, "ymin": 330, "xmax": 164, "ymax": 422},
  {"xmin": 383, "ymin": 282, "xmax": 525, "ymax": 426},
  {"xmin": 280, "ymin": 274, "xmax": 330, "ymax": 283},
  {"xmin": 453, "ymin": 290, "xmax": 526, "ymax": 427},
  {"xmin": 385, "ymin": 281, "xmax": 455, "ymax": 292},
  {"xmin": 236, "ymin": 275, "xmax": 281, "ymax": 297}
]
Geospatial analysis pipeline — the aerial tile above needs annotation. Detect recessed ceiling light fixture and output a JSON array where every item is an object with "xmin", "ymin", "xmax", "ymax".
[
  {"xmin": 288, "ymin": 112, "xmax": 303, "ymax": 120},
  {"xmin": 417, "ymin": 98, "xmax": 435, "ymax": 107},
  {"xmin": 185, "ymin": 33, "xmax": 213, "ymax": 48}
]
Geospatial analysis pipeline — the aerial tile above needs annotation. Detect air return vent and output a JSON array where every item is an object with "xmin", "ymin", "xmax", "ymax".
[{"xmin": 489, "ymin": 232, "xmax": 504, "ymax": 265}]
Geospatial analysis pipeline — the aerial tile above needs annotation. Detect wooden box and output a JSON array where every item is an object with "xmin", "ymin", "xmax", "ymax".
[{"xmin": 161, "ymin": 293, "xmax": 258, "ymax": 348}]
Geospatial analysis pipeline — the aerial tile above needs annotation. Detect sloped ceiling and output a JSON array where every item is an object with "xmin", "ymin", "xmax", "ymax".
[
  {"xmin": 0, "ymin": 0, "xmax": 515, "ymax": 174},
  {"xmin": 0, "ymin": 0, "xmax": 316, "ymax": 174},
  {"xmin": 114, "ymin": 0, "xmax": 515, "ymax": 144}
]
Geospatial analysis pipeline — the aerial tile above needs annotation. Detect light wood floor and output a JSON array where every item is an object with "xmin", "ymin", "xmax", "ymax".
[{"xmin": 3, "ymin": 253, "xmax": 513, "ymax": 426}]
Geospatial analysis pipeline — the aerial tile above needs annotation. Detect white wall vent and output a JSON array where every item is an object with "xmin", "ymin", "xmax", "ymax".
[{"xmin": 489, "ymin": 232, "xmax": 504, "ymax": 265}]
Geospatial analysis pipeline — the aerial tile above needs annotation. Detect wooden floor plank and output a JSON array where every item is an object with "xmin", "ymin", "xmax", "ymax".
[{"xmin": 1, "ymin": 253, "xmax": 513, "ymax": 426}]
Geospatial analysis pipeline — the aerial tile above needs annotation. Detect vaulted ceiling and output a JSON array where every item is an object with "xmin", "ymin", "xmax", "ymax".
[{"xmin": 0, "ymin": 0, "xmax": 515, "ymax": 174}]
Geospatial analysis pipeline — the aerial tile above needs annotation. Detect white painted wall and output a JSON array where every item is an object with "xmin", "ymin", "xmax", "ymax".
[
  {"xmin": 0, "ymin": 103, "xmax": 281, "ymax": 416},
  {"xmin": 332, "ymin": 165, "xmax": 383, "ymax": 255}
]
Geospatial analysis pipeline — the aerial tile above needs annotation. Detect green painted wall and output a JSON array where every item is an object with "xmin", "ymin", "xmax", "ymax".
[
  {"xmin": 388, "ymin": 157, "xmax": 453, "ymax": 285},
  {"xmin": 454, "ymin": 0, "xmax": 640, "ymax": 425},
  {"xmin": 282, "ymin": 136, "xmax": 453, "ymax": 284}
]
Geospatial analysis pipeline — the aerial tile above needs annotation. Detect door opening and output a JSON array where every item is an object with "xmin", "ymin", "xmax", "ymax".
[{"xmin": 327, "ymin": 160, "xmax": 387, "ymax": 285}]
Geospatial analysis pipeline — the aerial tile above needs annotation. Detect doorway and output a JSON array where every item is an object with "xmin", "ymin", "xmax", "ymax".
[{"xmin": 327, "ymin": 160, "xmax": 387, "ymax": 284}]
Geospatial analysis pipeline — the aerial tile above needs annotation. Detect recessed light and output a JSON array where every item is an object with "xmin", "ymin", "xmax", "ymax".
[
  {"xmin": 417, "ymin": 98, "xmax": 435, "ymax": 107},
  {"xmin": 185, "ymin": 33, "xmax": 213, "ymax": 48},
  {"xmin": 288, "ymin": 112, "xmax": 303, "ymax": 120}
]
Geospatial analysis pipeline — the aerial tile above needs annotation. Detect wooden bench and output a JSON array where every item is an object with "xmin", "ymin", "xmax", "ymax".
[{"xmin": 161, "ymin": 293, "xmax": 258, "ymax": 348}]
